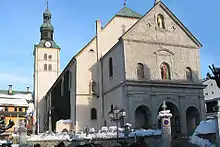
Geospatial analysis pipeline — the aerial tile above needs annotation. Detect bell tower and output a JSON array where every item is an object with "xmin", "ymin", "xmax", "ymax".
[{"xmin": 33, "ymin": 2, "xmax": 60, "ymax": 133}]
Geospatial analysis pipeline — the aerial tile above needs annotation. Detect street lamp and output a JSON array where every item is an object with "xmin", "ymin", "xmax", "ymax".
[{"xmin": 108, "ymin": 106, "xmax": 126, "ymax": 139}]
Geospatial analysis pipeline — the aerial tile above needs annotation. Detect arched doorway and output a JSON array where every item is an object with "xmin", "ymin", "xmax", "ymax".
[
  {"xmin": 158, "ymin": 102, "xmax": 180, "ymax": 136},
  {"xmin": 186, "ymin": 106, "xmax": 200, "ymax": 135},
  {"xmin": 135, "ymin": 105, "xmax": 152, "ymax": 129}
]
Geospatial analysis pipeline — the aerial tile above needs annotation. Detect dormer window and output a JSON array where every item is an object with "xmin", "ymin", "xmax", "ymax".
[{"xmin": 157, "ymin": 14, "xmax": 165, "ymax": 29}]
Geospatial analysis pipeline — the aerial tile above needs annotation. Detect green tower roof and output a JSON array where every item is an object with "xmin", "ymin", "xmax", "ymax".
[
  {"xmin": 116, "ymin": 6, "xmax": 142, "ymax": 18},
  {"xmin": 40, "ymin": 22, "xmax": 54, "ymax": 31}
]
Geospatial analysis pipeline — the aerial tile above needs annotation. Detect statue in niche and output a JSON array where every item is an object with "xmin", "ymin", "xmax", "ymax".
[
  {"xmin": 160, "ymin": 63, "xmax": 170, "ymax": 80},
  {"xmin": 157, "ymin": 14, "xmax": 165, "ymax": 29}
]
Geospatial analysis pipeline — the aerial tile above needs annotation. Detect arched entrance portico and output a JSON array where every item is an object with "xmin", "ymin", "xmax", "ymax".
[
  {"xmin": 186, "ymin": 106, "xmax": 200, "ymax": 135},
  {"xmin": 158, "ymin": 102, "xmax": 180, "ymax": 136},
  {"xmin": 135, "ymin": 105, "xmax": 152, "ymax": 129}
]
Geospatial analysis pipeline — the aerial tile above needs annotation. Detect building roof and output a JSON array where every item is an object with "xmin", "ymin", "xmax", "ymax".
[
  {"xmin": 0, "ymin": 98, "xmax": 28, "ymax": 107},
  {"xmin": 116, "ymin": 6, "xmax": 142, "ymax": 18},
  {"xmin": 0, "ymin": 90, "xmax": 33, "ymax": 101},
  {"xmin": 0, "ymin": 90, "xmax": 29, "ymax": 95}
]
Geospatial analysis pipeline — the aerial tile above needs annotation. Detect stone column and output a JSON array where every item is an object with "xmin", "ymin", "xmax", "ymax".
[
  {"xmin": 18, "ymin": 120, "xmax": 27, "ymax": 146},
  {"xmin": 158, "ymin": 100, "xmax": 172, "ymax": 147}
]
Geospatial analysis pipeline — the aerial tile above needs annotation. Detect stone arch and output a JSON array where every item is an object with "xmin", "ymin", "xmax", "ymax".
[
  {"xmin": 134, "ymin": 105, "xmax": 152, "ymax": 129},
  {"xmin": 158, "ymin": 101, "xmax": 181, "ymax": 136},
  {"xmin": 186, "ymin": 106, "xmax": 200, "ymax": 135},
  {"xmin": 154, "ymin": 49, "xmax": 175, "ymax": 56}
]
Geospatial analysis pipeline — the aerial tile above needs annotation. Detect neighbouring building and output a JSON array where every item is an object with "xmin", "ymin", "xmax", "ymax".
[
  {"xmin": 35, "ymin": 0, "xmax": 206, "ymax": 136},
  {"xmin": 0, "ymin": 85, "xmax": 34, "ymax": 136},
  {"xmin": 203, "ymin": 78, "xmax": 220, "ymax": 118}
]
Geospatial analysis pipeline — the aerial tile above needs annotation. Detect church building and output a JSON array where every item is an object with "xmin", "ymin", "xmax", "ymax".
[{"xmin": 34, "ymin": 0, "xmax": 206, "ymax": 136}]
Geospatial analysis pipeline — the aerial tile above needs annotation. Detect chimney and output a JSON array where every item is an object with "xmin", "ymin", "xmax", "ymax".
[
  {"xmin": 27, "ymin": 86, "xmax": 30, "ymax": 93},
  {"xmin": 8, "ymin": 85, "xmax": 13, "ymax": 95},
  {"xmin": 96, "ymin": 20, "xmax": 102, "ymax": 34}
]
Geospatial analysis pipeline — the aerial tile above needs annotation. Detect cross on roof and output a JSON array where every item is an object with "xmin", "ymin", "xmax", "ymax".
[
  {"xmin": 124, "ymin": 0, "xmax": 127, "ymax": 6},
  {"xmin": 46, "ymin": 0, "xmax": 49, "ymax": 9}
]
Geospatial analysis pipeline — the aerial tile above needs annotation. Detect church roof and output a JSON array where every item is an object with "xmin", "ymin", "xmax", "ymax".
[{"xmin": 116, "ymin": 6, "xmax": 142, "ymax": 18}]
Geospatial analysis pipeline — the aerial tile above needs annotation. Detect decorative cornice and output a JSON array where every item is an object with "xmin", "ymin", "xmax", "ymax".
[
  {"xmin": 123, "ymin": 39, "xmax": 198, "ymax": 49},
  {"xmin": 125, "ymin": 80, "xmax": 205, "ymax": 89},
  {"xmin": 127, "ymin": 91, "xmax": 201, "ymax": 97}
]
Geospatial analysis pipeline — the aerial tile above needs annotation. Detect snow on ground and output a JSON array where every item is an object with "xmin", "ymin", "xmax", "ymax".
[
  {"xmin": 189, "ymin": 134, "xmax": 216, "ymax": 147},
  {"xmin": 28, "ymin": 132, "xmax": 71, "ymax": 141},
  {"xmin": 27, "ymin": 127, "xmax": 161, "ymax": 141},
  {"xmin": 189, "ymin": 119, "xmax": 216, "ymax": 147},
  {"xmin": 194, "ymin": 119, "xmax": 216, "ymax": 134}
]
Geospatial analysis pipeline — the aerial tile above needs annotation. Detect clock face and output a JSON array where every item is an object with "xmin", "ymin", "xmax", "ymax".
[{"xmin": 45, "ymin": 41, "xmax": 52, "ymax": 48}]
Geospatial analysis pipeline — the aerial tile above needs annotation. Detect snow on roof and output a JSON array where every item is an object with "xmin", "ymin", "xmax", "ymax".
[
  {"xmin": 0, "ymin": 93, "xmax": 32, "ymax": 100},
  {"xmin": 0, "ymin": 98, "xmax": 28, "ymax": 107},
  {"xmin": 56, "ymin": 119, "xmax": 72, "ymax": 124},
  {"xmin": 195, "ymin": 119, "xmax": 216, "ymax": 134}
]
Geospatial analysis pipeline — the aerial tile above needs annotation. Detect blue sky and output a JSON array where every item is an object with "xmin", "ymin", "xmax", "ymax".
[{"xmin": 0, "ymin": 0, "xmax": 219, "ymax": 91}]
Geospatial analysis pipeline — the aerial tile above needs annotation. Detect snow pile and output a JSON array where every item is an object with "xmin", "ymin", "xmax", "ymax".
[
  {"xmin": 27, "ymin": 127, "xmax": 161, "ymax": 141},
  {"xmin": 189, "ymin": 119, "xmax": 216, "ymax": 147},
  {"xmin": 129, "ymin": 129, "xmax": 161, "ymax": 137},
  {"xmin": 189, "ymin": 134, "xmax": 215, "ymax": 147},
  {"xmin": 73, "ymin": 128, "xmax": 161, "ymax": 140},
  {"xmin": 158, "ymin": 110, "xmax": 172, "ymax": 119},
  {"xmin": 56, "ymin": 119, "xmax": 72, "ymax": 124},
  {"xmin": 195, "ymin": 119, "xmax": 216, "ymax": 134},
  {"xmin": 27, "ymin": 132, "xmax": 71, "ymax": 141}
]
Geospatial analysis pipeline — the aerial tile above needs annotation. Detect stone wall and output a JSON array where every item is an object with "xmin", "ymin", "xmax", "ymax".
[{"xmin": 27, "ymin": 135, "xmax": 161, "ymax": 147}]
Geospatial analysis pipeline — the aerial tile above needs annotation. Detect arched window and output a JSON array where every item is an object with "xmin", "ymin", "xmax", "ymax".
[
  {"xmin": 91, "ymin": 108, "xmax": 97, "ymax": 120},
  {"xmin": 109, "ymin": 57, "xmax": 113, "ymax": 77},
  {"xmin": 186, "ymin": 67, "xmax": 192, "ymax": 81},
  {"xmin": 157, "ymin": 14, "xmax": 165, "ymax": 29},
  {"xmin": 137, "ymin": 63, "xmax": 144, "ymax": 79},
  {"xmin": 48, "ymin": 64, "xmax": 52, "ymax": 71},
  {"xmin": 44, "ymin": 53, "xmax": 47, "ymax": 60},
  {"xmin": 110, "ymin": 104, "xmax": 114, "ymax": 112},
  {"xmin": 48, "ymin": 55, "xmax": 52, "ymax": 60},
  {"xmin": 44, "ymin": 64, "xmax": 47, "ymax": 71},
  {"xmin": 160, "ymin": 62, "xmax": 171, "ymax": 80}
]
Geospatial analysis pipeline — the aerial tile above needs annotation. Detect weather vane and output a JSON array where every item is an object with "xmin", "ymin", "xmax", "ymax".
[{"xmin": 124, "ymin": 0, "xmax": 127, "ymax": 6}]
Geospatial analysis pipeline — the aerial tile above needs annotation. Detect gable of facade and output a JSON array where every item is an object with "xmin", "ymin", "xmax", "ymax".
[
  {"xmin": 121, "ymin": 2, "xmax": 202, "ymax": 81},
  {"xmin": 122, "ymin": 2, "xmax": 201, "ymax": 48}
]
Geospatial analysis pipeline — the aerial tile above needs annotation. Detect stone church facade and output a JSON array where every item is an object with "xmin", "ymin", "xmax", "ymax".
[{"xmin": 35, "ymin": 1, "xmax": 206, "ymax": 136}]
